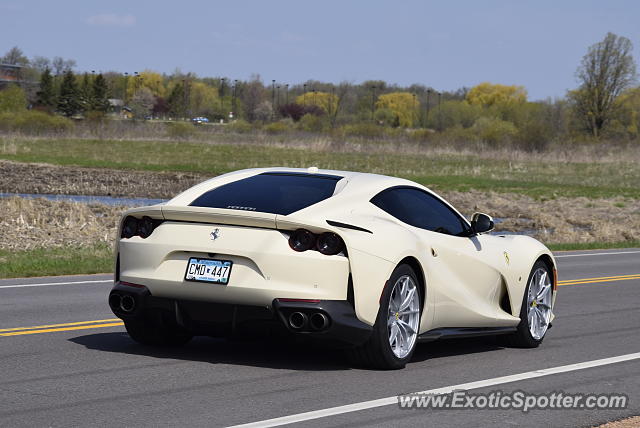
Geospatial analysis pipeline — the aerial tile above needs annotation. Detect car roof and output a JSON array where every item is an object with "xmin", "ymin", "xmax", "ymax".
[{"xmin": 167, "ymin": 166, "xmax": 431, "ymax": 207}]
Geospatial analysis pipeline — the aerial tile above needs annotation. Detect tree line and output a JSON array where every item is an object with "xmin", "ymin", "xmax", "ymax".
[{"xmin": 1, "ymin": 32, "xmax": 639, "ymax": 147}]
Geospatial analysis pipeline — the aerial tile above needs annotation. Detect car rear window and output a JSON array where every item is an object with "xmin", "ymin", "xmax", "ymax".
[{"xmin": 190, "ymin": 172, "xmax": 342, "ymax": 215}]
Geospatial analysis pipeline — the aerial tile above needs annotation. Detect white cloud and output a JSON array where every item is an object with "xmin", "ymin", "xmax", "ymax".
[{"xmin": 86, "ymin": 13, "xmax": 136, "ymax": 27}]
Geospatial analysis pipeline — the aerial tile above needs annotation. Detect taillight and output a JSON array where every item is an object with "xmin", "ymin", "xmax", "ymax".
[
  {"xmin": 288, "ymin": 229, "xmax": 316, "ymax": 252},
  {"xmin": 138, "ymin": 216, "xmax": 155, "ymax": 238},
  {"xmin": 288, "ymin": 229, "xmax": 345, "ymax": 256},
  {"xmin": 121, "ymin": 216, "xmax": 138, "ymax": 238},
  {"xmin": 316, "ymin": 232, "xmax": 344, "ymax": 255},
  {"xmin": 121, "ymin": 216, "xmax": 162, "ymax": 239}
]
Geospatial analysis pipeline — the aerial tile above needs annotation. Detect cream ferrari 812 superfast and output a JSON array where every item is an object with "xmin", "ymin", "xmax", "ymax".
[{"xmin": 109, "ymin": 167, "xmax": 557, "ymax": 369}]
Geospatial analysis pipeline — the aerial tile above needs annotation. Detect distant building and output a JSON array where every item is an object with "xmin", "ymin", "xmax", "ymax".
[{"xmin": 0, "ymin": 63, "xmax": 24, "ymax": 89}]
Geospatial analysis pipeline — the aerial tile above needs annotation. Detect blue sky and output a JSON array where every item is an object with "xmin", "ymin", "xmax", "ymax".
[{"xmin": 1, "ymin": 0, "xmax": 639, "ymax": 100}]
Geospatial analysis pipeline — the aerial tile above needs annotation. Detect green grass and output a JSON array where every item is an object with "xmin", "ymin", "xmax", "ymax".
[
  {"xmin": 547, "ymin": 241, "xmax": 640, "ymax": 251},
  {"xmin": 0, "ymin": 243, "xmax": 113, "ymax": 279},
  {"xmin": 2, "ymin": 137, "xmax": 640, "ymax": 199}
]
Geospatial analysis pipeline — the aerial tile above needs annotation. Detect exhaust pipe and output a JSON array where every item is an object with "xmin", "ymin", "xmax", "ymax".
[
  {"xmin": 309, "ymin": 312, "xmax": 329, "ymax": 331},
  {"xmin": 109, "ymin": 293, "xmax": 122, "ymax": 311},
  {"xmin": 120, "ymin": 295, "xmax": 136, "ymax": 313},
  {"xmin": 288, "ymin": 312, "xmax": 308, "ymax": 330}
]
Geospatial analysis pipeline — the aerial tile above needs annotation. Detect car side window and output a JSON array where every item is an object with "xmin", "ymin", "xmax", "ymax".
[{"xmin": 371, "ymin": 187, "xmax": 470, "ymax": 236}]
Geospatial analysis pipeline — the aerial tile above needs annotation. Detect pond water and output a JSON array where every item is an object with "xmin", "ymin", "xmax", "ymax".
[{"xmin": 0, "ymin": 193, "xmax": 167, "ymax": 207}]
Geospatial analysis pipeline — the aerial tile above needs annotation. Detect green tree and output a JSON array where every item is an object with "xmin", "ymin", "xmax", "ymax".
[
  {"xmin": 569, "ymin": 32, "xmax": 637, "ymax": 137},
  {"xmin": 0, "ymin": 85, "xmax": 27, "ymax": 112},
  {"xmin": 167, "ymin": 82, "xmax": 186, "ymax": 118},
  {"xmin": 36, "ymin": 67, "xmax": 56, "ymax": 110},
  {"xmin": 189, "ymin": 81, "xmax": 219, "ymax": 117},
  {"xmin": 57, "ymin": 70, "xmax": 81, "ymax": 117},
  {"xmin": 79, "ymin": 73, "xmax": 94, "ymax": 113},
  {"xmin": 427, "ymin": 100, "xmax": 482, "ymax": 129},
  {"xmin": 92, "ymin": 73, "xmax": 110, "ymax": 112}
]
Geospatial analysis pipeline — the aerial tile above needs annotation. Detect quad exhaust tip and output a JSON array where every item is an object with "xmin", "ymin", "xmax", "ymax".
[
  {"xmin": 288, "ymin": 312, "xmax": 308, "ymax": 330},
  {"xmin": 287, "ymin": 311, "xmax": 330, "ymax": 331},
  {"xmin": 110, "ymin": 293, "xmax": 136, "ymax": 313},
  {"xmin": 309, "ymin": 312, "xmax": 329, "ymax": 331},
  {"xmin": 120, "ymin": 295, "xmax": 136, "ymax": 312},
  {"xmin": 109, "ymin": 294, "xmax": 122, "ymax": 311}
]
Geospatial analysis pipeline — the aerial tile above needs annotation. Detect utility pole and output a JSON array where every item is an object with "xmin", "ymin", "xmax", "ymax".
[
  {"xmin": 133, "ymin": 72, "xmax": 139, "ymax": 95},
  {"xmin": 182, "ymin": 79, "xmax": 187, "ymax": 120},
  {"xmin": 412, "ymin": 93, "xmax": 416, "ymax": 127},
  {"xmin": 232, "ymin": 79, "xmax": 238, "ymax": 120},
  {"xmin": 426, "ymin": 89, "xmax": 431, "ymax": 127},
  {"xmin": 271, "ymin": 80, "xmax": 276, "ymax": 120},
  {"xmin": 185, "ymin": 79, "xmax": 190, "ymax": 119},
  {"xmin": 329, "ymin": 86, "xmax": 333, "ymax": 117},
  {"xmin": 285, "ymin": 84, "xmax": 289, "ymax": 104},
  {"xmin": 437, "ymin": 91, "xmax": 442, "ymax": 131},
  {"xmin": 371, "ymin": 85, "xmax": 376, "ymax": 122},
  {"xmin": 123, "ymin": 72, "xmax": 129, "ymax": 105},
  {"xmin": 220, "ymin": 78, "xmax": 225, "ymax": 120}
]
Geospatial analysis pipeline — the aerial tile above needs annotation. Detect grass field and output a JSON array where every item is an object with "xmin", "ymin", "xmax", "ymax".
[
  {"xmin": 0, "ymin": 244, "xmax": 112, "ymax": 279},
  {"xmin": 1, "ymin": 137, "xmax": 640, "ymax": 199}
]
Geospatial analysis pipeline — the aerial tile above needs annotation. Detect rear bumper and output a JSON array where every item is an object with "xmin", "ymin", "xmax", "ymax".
[{"xmin": 109, "ymin": 282, "xmax": 372, "ymax": 347}]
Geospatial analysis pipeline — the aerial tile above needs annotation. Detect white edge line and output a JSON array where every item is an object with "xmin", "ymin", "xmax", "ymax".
[
  {"xmin": 554, "ymin": 250, "xmax": 640, "ymax": 258},
  {"xmin": 228, "ymin": 352, "xmax": 640, "ymax": 428},
  {"xmin": 0, "ymin": 280, "xmax": 112, "ymax": 289}
]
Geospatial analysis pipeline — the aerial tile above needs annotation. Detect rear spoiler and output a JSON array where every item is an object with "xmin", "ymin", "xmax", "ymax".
[
  {"xmin": 123, "ymin": 205, "xmax": 335, "ymax": 233},
  {"xmin": 161, "ymin": 206, "xmax": 277, "ymax": 229}
]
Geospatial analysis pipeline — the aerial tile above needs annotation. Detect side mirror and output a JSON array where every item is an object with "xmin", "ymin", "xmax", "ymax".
[{"xmin": 471, "ymin": 212, "xmax": 494, "ymax": 235}]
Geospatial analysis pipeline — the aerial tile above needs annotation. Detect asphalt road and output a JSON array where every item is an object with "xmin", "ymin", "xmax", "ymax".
[{"xmin": 0, "ymin": 249, "xmax": 639, "ymax": 427}]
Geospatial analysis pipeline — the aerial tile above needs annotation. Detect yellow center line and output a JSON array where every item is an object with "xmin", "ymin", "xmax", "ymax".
[
  {"xmin": 1, "ymin": 273, "xmax": 639, "ymax": 337},
  {"xmin": 559, "ymin": 273, "xmax": 640, "ymax": 283},
  {"xmin": 559, "ymin": 274, "xmax": 640, "ymax": 286},
  {"xmin": 0, "ymin": 318, "xmax": 121, "ymax": 333},
  {"xmin": 0, "ymin": 322, "xmax": 123, "ymax": 336}
]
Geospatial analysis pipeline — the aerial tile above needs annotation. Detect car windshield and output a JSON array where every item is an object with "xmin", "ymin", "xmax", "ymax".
[{"xmin": 189, "ymin": 172, "xmax": 342, "ymax": 215}]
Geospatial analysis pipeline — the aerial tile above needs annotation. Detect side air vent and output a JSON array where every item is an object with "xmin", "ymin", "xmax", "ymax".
[{"xmin": 499, "ymin": 282, "xmax": 512, "ymax": 315}]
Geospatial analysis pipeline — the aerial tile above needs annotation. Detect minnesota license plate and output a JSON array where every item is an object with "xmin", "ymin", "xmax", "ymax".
[{"xmin": 184, "ymin": 258, "xmax": 232, "ymax": 284}]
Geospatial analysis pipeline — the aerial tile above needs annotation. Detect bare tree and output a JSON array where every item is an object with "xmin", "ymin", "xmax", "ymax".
[
  {"xmin": 52, "ymin": 57, "xmax": 76, "ymax": 75},
  {"xmin": 130, "ymin": 87, "xmax": 155, "ymax": 119},
  {"xmin": 240, "ymin": 74, "xmax": 266, "ymax": 122},
  {"xmin": 30, "ymin": 56, "xmax": 51, "ymax": 73},
  {"xmin": 328, "ymin": 82, "xmax": 351, "ymax": 127},
  {"xmin": 571, "ymin": 32, "xmax": 637, "ymax": 137}
]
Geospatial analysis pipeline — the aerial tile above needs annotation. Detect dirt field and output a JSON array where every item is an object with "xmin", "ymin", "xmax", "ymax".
[{"xmin": 0, "ymin": 159, "xmax": 203, "ymax": 198}]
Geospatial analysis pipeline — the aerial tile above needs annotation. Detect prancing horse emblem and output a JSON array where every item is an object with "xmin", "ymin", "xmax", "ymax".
[{"xmin": 210, "ymin": 228, "xmax": 221, "ymax": 241}]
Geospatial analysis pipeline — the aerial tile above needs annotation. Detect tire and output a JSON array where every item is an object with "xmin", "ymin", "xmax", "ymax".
[
  {"xmin": 124, "ymin": 317, "xmax": 193, "ymax": 347},
  {"xmin": 347, "ymin": 264, "xmax": 422, "ymax": 370},
  {"xmin": 506, "ymin": 260, "xmax": 554, "ymax": 348}
]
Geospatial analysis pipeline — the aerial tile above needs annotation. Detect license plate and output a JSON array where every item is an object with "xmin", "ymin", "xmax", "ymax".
[{"xmin": 184, "ymin": 258, "xmax": 232, "ymax": 284}]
